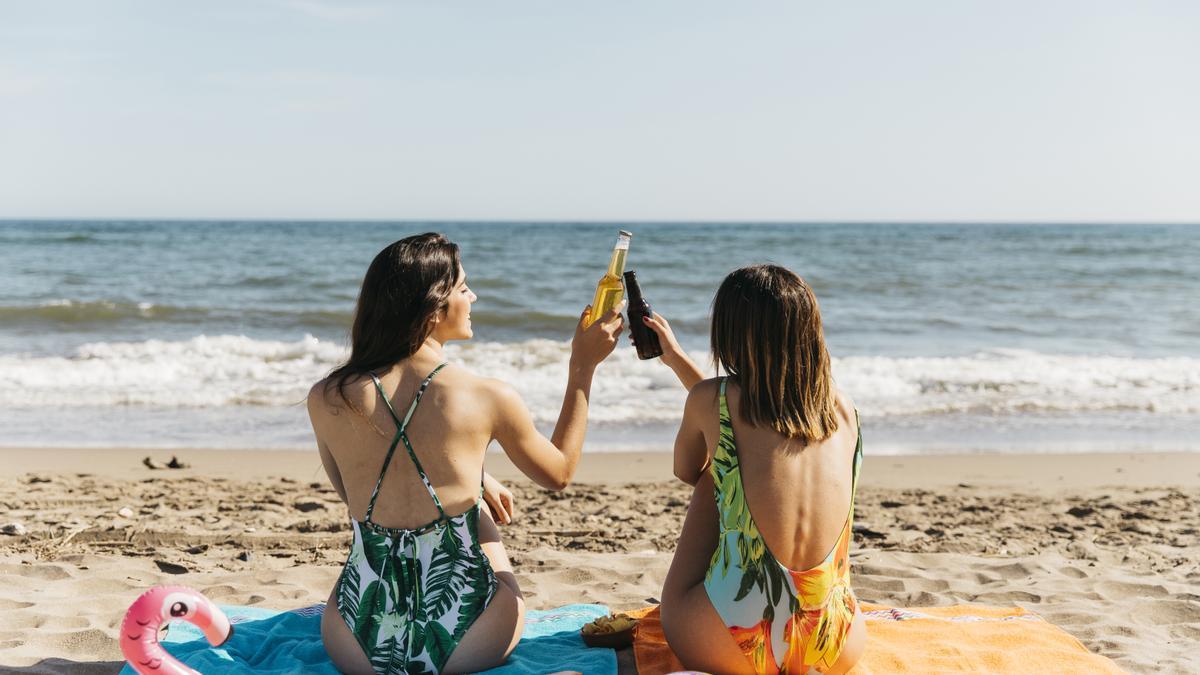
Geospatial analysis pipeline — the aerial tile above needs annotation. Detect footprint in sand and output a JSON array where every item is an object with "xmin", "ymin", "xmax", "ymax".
[
  {"xmin": 0, "ymin": 599, "xmax": 35, "ymax": 611},
  {"xmin": 905, "ymin": 578, "xmax": 951, "ymax": 593},
  {"xmin": 972, "ymin": 590, "xmax": 1041, "ymax": 603},
  {"xmin": 855, "ymin": 564, "xmax": 910, "ymax": 578},
  {"xmin": 0, "ymin": 563, "xmax": 74, "ymax": 581},
  {"xmin": 2, "ymin": 613, "xmax": 91, "ymax": 630},
  {"xmin": 1129, "ymin": 600, "xmax": 1200, "ymax": 626},
  {"xmin": 1095, "ymin": 580, "xmax": 1169, "ymax": 600},
  {"xmin": 854, "ymin": 577, "xmax": 905, "ymax": 593},
  {"xmin": 990, "ymin": 562, "xmax": 1036, "ymax": 580},
  {"xmin": 28, "ymin": 627, "xmax": 111, "ymax": 656},
  {"xmin": 200, "ymin": 584, "xmax": 241, "ymax": 600},
  {"xmin": 1057, "ymin": 565, "xmax": 1088, "ymax": 579},
  {"xmin": 1042, "ymin": 610, "xmax": 1100, "ymax": 626},
  {"xmin": 1168, "ymin": 624, "xmax": 1200, "ymax": 641}
]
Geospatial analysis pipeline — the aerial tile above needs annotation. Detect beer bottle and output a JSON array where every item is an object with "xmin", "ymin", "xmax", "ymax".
[
  {"xmin": 585, "ymin": 230, "xmax": 632, "ymax": 327},
  {"xmin": 623, "ymin": 270, "xmax": 663, "ymax": 359}
]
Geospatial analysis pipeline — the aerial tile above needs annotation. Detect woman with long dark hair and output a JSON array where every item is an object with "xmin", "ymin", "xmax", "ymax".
[
  {"xmin": 307, "ymin": 233, "xmax": 623, "ymax": 674},
  {"xmin": 642, "ymin": 264, "xmax": 867, "ymax": 674}
]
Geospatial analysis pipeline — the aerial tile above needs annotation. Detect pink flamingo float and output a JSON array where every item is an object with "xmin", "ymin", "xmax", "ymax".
[{"xmin": 121, "ymin": 586, "xmax": 231, "ymax": 675}]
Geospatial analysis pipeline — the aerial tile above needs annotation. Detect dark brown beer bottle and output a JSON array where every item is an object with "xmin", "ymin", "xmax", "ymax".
[{"xmin": 624, "ymin": 270, "xmax": 663, "ymax": 360}]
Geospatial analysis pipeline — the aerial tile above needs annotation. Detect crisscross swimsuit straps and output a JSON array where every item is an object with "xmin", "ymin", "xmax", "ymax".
[
  {"xmin": 334, "ymin": 364, "xmax": 498, "ymax": 675},
  {"xmin": 703, "ymin": 378, "xmax": 863, "ymax": 673}
]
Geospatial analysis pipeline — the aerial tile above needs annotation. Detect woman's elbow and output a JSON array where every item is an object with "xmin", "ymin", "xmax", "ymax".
[
  {"xmin": 673, "ymin": 465, "xmax": 700, "ymax": 486},
  {"xmin": 538, "ymin": 469, "xmax": 572, "ymax": 492}
]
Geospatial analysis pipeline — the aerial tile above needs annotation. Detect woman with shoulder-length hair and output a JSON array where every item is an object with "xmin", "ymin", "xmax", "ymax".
[
  {"xmin": 307, "ymin": 233, "xmax": 624, "ymax": 674},
  {"xmin": 641, "ymin": 264, "xmax": 867, "ymax": 674}
]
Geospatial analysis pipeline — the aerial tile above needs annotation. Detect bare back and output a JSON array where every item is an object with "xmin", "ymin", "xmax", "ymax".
[
  {"xmin": 698, "ymin": 378, "xmax": 859, "ymax": 570},
  {"xmin": 308, "ymin": 358, "xmax": 495, "ymax": 529}
]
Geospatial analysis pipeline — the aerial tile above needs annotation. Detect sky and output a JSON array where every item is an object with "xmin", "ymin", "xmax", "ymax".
[{"xmin": 2, "ymin": 1, "xmax": 1198, "ymax": 222}]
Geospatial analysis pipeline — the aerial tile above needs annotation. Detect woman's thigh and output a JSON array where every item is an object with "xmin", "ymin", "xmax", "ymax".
[
  {"xmin": 660, "ymin": 472, "xmax": 752, "ymax": 673},
  {"xmin": 321, "ymin": 587, "xmax": 374, "ymax": 675},
  {"xmin": 442, "ymin": 516, "xmax": 525, "ymax": 674},
  {"xmin": 823, "ymin": 607, "xmax": 867, "ymax": 675},
  {"xmin": 661, "ymin": 581, "xmax": 755, "ymax": 674}
]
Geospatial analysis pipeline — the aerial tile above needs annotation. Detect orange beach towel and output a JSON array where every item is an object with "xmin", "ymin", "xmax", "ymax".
[{"xmin": 628, "ymin": 603, "xmax": 1124, "ymax": 674}]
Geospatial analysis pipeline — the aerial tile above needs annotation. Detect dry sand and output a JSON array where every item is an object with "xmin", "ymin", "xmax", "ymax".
[{"xmin": 1, "ymin": 448, "xmax": 1197, "ymax": 674}]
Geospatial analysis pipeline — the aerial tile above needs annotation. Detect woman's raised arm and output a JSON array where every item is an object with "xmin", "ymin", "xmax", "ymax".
[
  {"xmin": 642, "ymin": 312, "xmax": 705, "ymax": 390},
  {"xmin": 488, "ymin": 305, "xmax": 624, "ymax": 490}
]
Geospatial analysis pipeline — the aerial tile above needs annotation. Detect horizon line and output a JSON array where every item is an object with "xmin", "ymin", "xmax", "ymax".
[{"xmin": 2, "ymin": 217, "xmax": 1198, "ymax": 227}]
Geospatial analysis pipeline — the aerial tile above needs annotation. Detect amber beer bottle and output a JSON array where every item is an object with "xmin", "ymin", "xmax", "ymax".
[
  {"xmin": 623, "ymin": 271, "xmax": 664, "ymax": 359},
  {"xmin": 585, "ymin": 230, "xmax": 632, "ymax": 327}
]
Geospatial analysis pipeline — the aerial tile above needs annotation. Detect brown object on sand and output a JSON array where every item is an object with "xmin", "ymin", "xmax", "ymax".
[{"xmin": 581, "ymin": 613, "xmax": 638, "ymax": 648}]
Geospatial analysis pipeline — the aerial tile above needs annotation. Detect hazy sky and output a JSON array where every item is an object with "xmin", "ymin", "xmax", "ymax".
[{"xmin": 2, "ymin": 1, "xmax": 1198, "ymax": 221}]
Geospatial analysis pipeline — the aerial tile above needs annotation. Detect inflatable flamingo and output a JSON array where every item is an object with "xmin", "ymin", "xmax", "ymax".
[{"xmin": 121, "ymin": 586, "xmax": 232, "ymax": 675}]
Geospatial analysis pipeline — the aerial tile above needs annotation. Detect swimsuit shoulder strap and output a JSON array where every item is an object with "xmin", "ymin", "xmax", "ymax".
[
  {"xmin": 844, "ymin": 407, "xmax": 864, "ymax": 532},
  {"xmin": 711, "ymin": 377, "xmax": 747, "ymax": 522},
  {"xmin": 851, "ymin": 408, "xmax": 863, "ymax": 496},
  {"xmin": 370, "ymin": 372, "xmax": 403, "ymax": 428},
  {"xmin": 364, "ymin": 363, "xmax": 450, "ymax": 524},
  {"xmin": 717, "ymin": 376, "xmax": 736, "ymax": 459}
]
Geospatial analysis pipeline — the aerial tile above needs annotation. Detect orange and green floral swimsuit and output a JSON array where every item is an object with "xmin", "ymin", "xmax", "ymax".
[{"xmin": 703, "ymin": 378, "xmax": 863, "ymax": 673}]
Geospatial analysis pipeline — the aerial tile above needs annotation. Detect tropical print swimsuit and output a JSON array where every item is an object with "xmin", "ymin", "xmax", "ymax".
[
  {"xmin": 334, "ymin": 364, "xmax": 498, "ymax": 675},
  {"xmin": 703, "ymin": 378, "xmax": 863, "ymax": 673}
]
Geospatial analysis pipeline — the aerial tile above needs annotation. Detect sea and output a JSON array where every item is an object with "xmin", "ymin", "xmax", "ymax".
[{"xmin": 1, "ymin": 221, "xmax": 1197, "ymax": 455}]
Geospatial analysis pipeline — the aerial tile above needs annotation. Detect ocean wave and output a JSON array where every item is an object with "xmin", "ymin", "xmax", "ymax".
[
  {"xmin": 0, "ymin": 337, "xmax": 1196, "ymax": 421},
  {"xmin": 837, "ymin": 350, "xmax": 1200, "ymax": 416},
  {"xmin": 0, "ymin": 335, "xmax": 344, "ymax": 408},
  {"xmin": 0, "ymin": 300, "xmax": 202, "ymax": 324},
  {"xmin": 0, "ymin": 232, "xmax": 98, "ymax": 245},
  {"xmin": 0, "ymin": 300, "xmax": 356, "ymax": 329}
]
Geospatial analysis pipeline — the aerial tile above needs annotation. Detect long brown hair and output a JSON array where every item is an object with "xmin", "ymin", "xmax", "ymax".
[
  {"xmin": 324, "ymin": 233, "xmax": 461, "ymax": 405},
  {"xmin": 710, "ymin": 264, "xmax": 838, "ymax": 442}
]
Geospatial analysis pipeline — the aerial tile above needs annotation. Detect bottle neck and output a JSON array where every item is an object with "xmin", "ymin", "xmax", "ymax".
[
  {"xmin": 623, "ymin": 273, "xmax": 643, "ymax": 303},
  {"xmin": 607, "ymin": 247, "xmax": 627, "ymax": 278}
]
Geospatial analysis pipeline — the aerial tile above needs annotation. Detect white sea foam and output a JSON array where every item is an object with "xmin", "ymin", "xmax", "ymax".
[
  {"xmin": 839, "ymin": 350, "xmax": 1200, "ymax": 416},
  {"xmin": 1, "ymin": 336, "xmax": 1197, "ymax": 421}
]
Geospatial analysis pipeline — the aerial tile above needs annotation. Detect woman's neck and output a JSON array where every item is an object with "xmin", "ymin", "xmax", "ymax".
[{"xmin": 414, "ymin": 337, "xmax": 446, "ymax": 362}]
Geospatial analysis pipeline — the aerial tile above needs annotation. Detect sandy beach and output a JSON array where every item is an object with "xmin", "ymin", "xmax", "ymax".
[{"xmin": 0, "ymin": 448, "xmax": 1197, "ymax": 674}]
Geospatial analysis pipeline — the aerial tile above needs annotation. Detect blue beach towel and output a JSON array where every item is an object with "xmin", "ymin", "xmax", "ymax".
[{"xmin": 118, "ymin": 602, "xmax": 615, "ymax": 675}]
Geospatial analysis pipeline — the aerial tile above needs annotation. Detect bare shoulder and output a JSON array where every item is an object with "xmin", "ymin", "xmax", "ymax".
[
  {"xmin": 432, "ymin": 365, "xmax": 517, "ymax": 414},
  {"xmin": 307, "ymin": 374, "xmax": 375, "ymax": 419},
  {"xmin": 686, "ymin": 377, "xmax": 722, "ymax": 409},
  {"xmin": 833, "ymin": 388, "xmax": 858, "ymax": 422},
  {"xmin": 446, "ymin": 371, "xmax": 531, "ymax": 437},
  {"xmin": 306, "ymin": 378, "xmax": 332, "ymax": 414},
  {"xmin": 471, "ymin": 373, "xmax": 523, "ymax": 410},
  {"xmin": 832, "ymin": 388, "xmax": 859, "ymax": 452}
]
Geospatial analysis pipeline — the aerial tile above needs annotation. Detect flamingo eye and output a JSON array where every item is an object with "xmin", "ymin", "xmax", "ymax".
[{"xmin": 160, "ymin": 592, "xmax": 197, "ymax": 620}]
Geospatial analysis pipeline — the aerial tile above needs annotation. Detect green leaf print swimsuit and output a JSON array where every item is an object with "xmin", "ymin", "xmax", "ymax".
[{"xmin": 335, "ymin": 364, "xmax": 498, "ymax": 675}]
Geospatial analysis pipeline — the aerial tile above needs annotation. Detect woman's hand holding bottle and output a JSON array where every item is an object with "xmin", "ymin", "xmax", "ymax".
[
  {"xmin": 571, "ymin": 303, "xmax": 625, "ymax": 370},
  {"xmin": 642, "ymin": 312, "xmax": 705, "ymax": 390}
]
